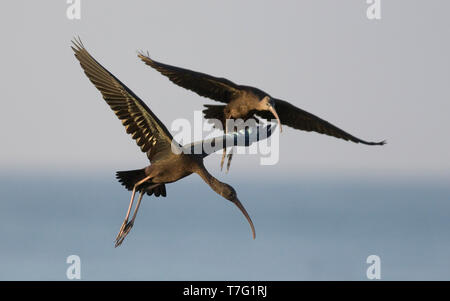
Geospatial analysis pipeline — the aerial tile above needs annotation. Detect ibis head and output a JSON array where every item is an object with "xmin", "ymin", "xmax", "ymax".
[{"xmin": 257, "ymin": 96, "xmax": 282, "ymax": 133}]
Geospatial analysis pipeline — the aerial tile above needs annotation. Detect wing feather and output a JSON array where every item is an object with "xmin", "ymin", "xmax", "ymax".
[
  {"xmin": 258, "ymin": 98, "xmax": 385, "ymax": 145},
  {"xmin": 72, "ymin": 38, "xmax": 179, "ymax": 162},
  {"xmin": 138, "ymin": 52, "xmax": 241, "ymax": 103}
]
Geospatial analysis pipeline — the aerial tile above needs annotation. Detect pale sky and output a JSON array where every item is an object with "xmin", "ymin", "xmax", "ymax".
[{"xmin": 1, "ymin": 0, "xmax": 449, "ymax": 176}]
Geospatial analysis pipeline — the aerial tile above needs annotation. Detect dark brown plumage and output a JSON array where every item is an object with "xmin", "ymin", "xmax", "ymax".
[
  {"xmin": 138, "ymin": 52, "xmax": 386, "ymax": 171},
  {"xmin": 72, "ymin": 38, "xmax": 274, "ymax": 247}
]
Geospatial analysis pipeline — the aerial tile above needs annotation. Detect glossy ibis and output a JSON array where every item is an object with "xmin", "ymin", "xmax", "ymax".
[
  {"xmin": 138, "ymin": 52, "xmax": 386, "ymax": 172},
  {"xmin": 72, "ymin": 38, "xmax": 275, "ymax": 247}
]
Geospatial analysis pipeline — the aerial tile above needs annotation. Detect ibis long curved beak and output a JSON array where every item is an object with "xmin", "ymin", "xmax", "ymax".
[
  {"xmin": 268, "ymin": 105, "xmax": 282, "ymax": 133},
  {"xmin": 231, "ymin": 196, "xmax": 256, "ymax": 239}
]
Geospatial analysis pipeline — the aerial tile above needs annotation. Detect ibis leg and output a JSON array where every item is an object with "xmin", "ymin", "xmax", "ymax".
[
  {"xmin": 225, "ymin": 149, "xmax": 234, "ymax": 173},
  {"xmin": 115, "ymin": 189, "xmax": 145, "ymax": 247},
  {"xmin": 115, "ymin": 175, "xmax": 152, "ymax": 242},
  {"xmin": 220, "ymin": 118, "xmax": 230, "ymax": 171},
  {"xmin": 225, "ymin": 124, "xmax": 237, "ymax": 173},
  {"xmin": 220, "ymin": 149, "xmax": 228, "ymax": 171},
  {"xmin": 115, "ymin": 187, "xmax": 137, "ymax": 240}
]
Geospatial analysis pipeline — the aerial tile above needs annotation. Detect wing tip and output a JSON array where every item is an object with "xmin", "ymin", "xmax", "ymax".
[
  {"xmin": 137, "ymin": 50, "xmax": 153, "ymax": 63},
  {"xmin": 71, "ymin": 36, "xmax": 83, "ymax": 49},
  {"xmin": 71, "ymin": 36, "xmax": 86, "ymax": 56},
  {"xmin": 361, "ymin": 139, "xmax": 387, "ymax": 146},
  {"xmin": 372, "ymin": 139, "xmax": 387, "ymax": 146}
]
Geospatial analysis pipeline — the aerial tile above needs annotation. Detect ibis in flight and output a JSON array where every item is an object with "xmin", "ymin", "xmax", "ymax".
[
  {"xmin": 72, "ymin": 39, "xmax": 275, "ymax": 247},
  {"xmin": 138, "ymin": 52, "xmax": 385, "ymax": 172}
]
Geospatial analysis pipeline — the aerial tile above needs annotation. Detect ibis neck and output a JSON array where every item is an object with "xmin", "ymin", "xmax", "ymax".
[{"xmin": 196, "ymin": 165, "xmax": 227, "ymax": 198}]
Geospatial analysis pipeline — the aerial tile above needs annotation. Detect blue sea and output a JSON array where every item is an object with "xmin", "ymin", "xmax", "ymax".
[{"xmin": 0, "ymin": 172, "xmax": 449, "ymax": 280}]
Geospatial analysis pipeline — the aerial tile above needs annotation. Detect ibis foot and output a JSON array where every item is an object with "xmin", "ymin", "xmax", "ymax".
[
  {"xmin": 115, "ymin": 220, "xmax": 134, "ymax": 247},
  {"xmin": 115, "ymin": 220, "xmax": 127, "ymax": 241},
  {"xmin": 225, "ymin": 151, "xmax": 233, "ymax": 173}
]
